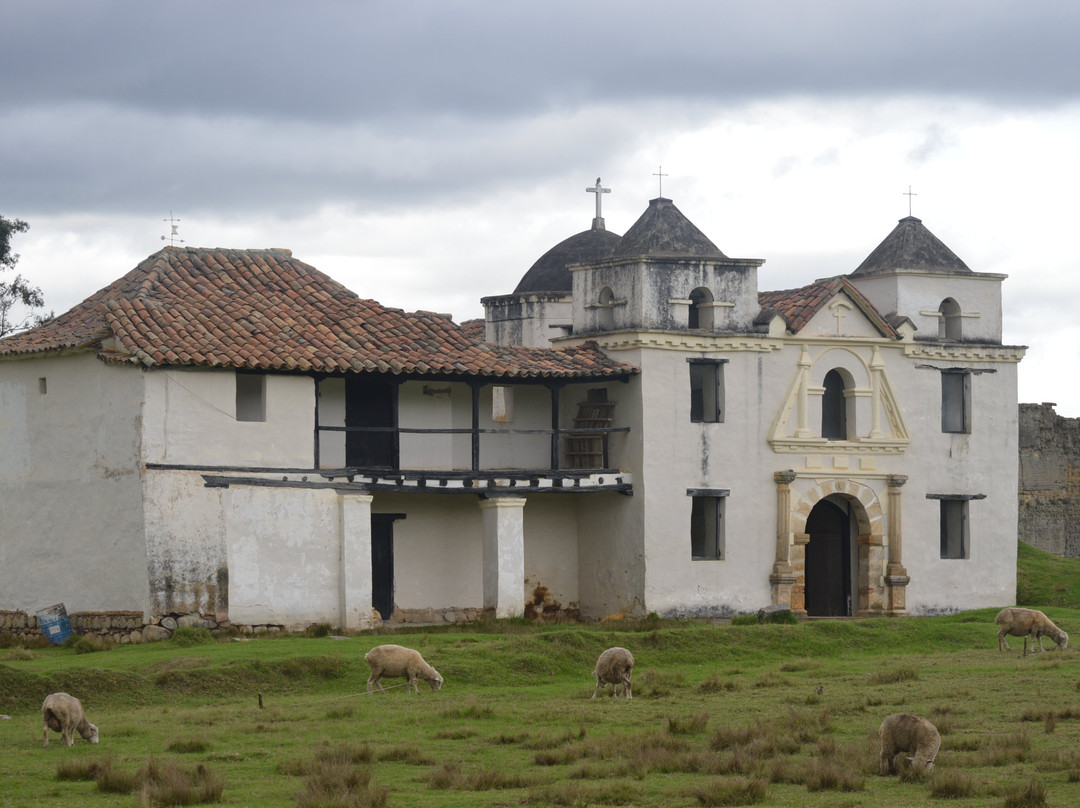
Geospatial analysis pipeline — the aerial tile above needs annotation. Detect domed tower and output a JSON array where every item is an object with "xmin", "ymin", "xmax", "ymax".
[
  {"xmin": 572, "ymin": 196, "xmax": 764, "ymax": 335},
  {"xmin": 482, "ymin": 180, "xmax": 622, "ymax": 347}
]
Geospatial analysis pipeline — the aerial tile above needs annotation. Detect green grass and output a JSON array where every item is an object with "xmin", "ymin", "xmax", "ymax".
[
  {"xmin": 1017, "ymin": 540, "xmax": 1080, "ymax": 608},
  {"xmin": 1, "ymin": 543, "xmax": 1078, "ymax": 806}
]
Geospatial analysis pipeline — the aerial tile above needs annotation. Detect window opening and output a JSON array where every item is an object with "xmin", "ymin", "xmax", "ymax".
[
  {"xmin": 939, "ymin": 499, "xmax": 967, "ymax": 558},
  {"xmin": 688, "ymin": 489, "xmax": 727, "ymax": 560},
  {"xmin": 689, "ymin": 359, "xmax": 725, "ymax": 423},
  {"xmin": 688, "ymin": 287, "xmax": 714, "ymax": 330},
  {"xmin": 939, "ymin": 298, "xmax": 962, "ymax": 340},
  {"xmin": 821, "ymin": 369, "xmax": 847, "ymax": 440},
  {"xmin": 941, "ymin": 371, "xmax": 970, "ymax": 433},
  {"xmin": 235, "ymin": 373, "xmax": 266, "ymax": 422}
]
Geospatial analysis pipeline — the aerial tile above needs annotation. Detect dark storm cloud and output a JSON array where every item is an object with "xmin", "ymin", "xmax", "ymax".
[{"xmin": 4, "ymin": 2, "xmax": 1078, "ymax": 122}]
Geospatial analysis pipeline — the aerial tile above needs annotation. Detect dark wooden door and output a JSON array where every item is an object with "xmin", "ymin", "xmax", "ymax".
[
  {"xmin": 371, "ymin": 514, "xmax": 400, "ymax": 620},
  {"xmin": 805, "ymin": 499, "xmax": 851, "ymax": 616},
  {"xmin": 345, "ymin": 376, "xmax": 398, "ymax": 469}
]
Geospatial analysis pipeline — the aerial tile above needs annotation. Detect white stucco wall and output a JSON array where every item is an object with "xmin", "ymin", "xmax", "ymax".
[
  {"xmin": 141, "ymin": 367, "xmax": 316, "ymax": 467},
  {"xmin": 0, "ymin": 353, "xmax": 150, "ymax": 615}
]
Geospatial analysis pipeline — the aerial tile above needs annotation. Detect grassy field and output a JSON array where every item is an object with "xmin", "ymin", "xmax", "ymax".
[{"xmin": 1, "ymin": 543, "xmax": 1079, "ymax": 807}]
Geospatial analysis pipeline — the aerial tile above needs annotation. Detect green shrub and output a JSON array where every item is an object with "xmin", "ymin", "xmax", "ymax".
[{"xmin": 171, "ymin": 627, "xmax": 214, "ymax": 647}]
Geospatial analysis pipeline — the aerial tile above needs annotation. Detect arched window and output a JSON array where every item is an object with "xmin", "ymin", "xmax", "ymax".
[
  {"xmin": 688, "ymin": 287, "xmax": 714, "ymax": 330},
  {"xmin": 821, "ymin": 369, "xmax": 848, "ymax": 440},
  {"xmin": 939, "ymin": 298, "xmax": 961, "ymax": 340},
  {"xmin": 597, "ymin": 287, "xmax": 615, "ymax": 331}
]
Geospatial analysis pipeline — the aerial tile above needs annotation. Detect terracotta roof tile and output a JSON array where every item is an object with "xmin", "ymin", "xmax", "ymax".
[
  {"xmin": 759, "ymin": 276, "xmax": 898, "ymax": 338},
  {"xmin": 0, "ymin": 247, "xmax": 638, "ymax": 381}
]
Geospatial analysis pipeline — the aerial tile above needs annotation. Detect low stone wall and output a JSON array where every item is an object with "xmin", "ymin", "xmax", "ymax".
[{"xmin": 0, "ymin": 609, "xmax": 285, "ymax": 645}]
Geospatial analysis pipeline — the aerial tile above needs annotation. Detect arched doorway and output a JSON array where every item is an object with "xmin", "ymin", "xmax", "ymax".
[{"xmin": 804, "ymin": 497, "xmax": 852, "ymax": 616}]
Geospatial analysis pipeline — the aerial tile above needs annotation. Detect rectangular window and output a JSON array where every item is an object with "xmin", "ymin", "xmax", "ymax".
[
  {"xmin": 689, "ymin": 359, "xmax": 725, "ymax": 423},
  {"xmin": 235, "ymin": 373, "xmax": 267, "ymax": 422},
  {"xmin": 939, "ymin": 499, "xmax": 967, "ymax": 559},
  {"xmin": 688, "ymin": 489, "xmax": 728, "ymax": 560},
  {"xmin": 941, "ymin": 371, "xmax": 970, "ymax": 433}
]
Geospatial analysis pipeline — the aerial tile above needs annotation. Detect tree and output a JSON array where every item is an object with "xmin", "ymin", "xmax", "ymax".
[{"xmin": 0, "ymin": 215, "xmax": 47, "ymax": 337}]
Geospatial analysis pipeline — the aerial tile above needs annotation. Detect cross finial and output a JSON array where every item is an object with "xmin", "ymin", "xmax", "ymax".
[
  {"xmin": 653, "ymin": 165, "xmax": 669, "ymax": 197},
  {"xmin": 903, "ymin": 186, "xmax": 917, "ymax": 217},
  {"xmin": 586, "ymin": 177, "xmax": 611, "ymax": 230},
  {"xmin": 161, "ymin": 212, "xmax": 184, "ymax": 246}
]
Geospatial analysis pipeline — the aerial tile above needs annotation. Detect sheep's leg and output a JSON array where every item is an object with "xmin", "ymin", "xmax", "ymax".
[
  {"xmin": 1035, "ymin": 634, "xmax": 1046, "ymax": 652},
  {"xmin": 42, "ymin": 722, "xmax": 49, "ymax": 748},
  {"xmin": 1023, "ymin": 635, "xmax": 1029, "ymax": 656},
  {"xmin": 998, "ymin": 631, "xmax": 1009, "ymax": 651},
  {"xmin": 592, "ymin": 678, "xmax": 602, "ymax": 699},
  {"xmin": 408, "ymin": 675, "xmax": 418, "ymax": 694},
  {"xmin": 879, "ymin": 747, "xmax": 896, "ymax": 775},
  {"xmin": 624, "ymin": 677, "xmax": 632, "ymax": 700},
  {"xmin": 63, "ymin": 727, "xmax": 74, "ymax": 747}
]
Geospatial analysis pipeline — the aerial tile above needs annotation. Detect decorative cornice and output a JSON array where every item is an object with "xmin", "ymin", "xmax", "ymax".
[
  {"xmin": 768, "ymin": 438, "xmax": 908, "ymax": 455},
  {"xmin": 903, "ymin": 343, "xmax": 1026, "ymax": 363}
]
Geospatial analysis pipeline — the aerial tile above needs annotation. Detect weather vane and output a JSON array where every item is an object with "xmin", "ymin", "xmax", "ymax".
[
  {"xmin": 653, "ymin": 165, "xmax": 669, "ymax": 197},
  {"xmin": 161, "ymin": 212, "xmax": 184, "ymax": 246},
  {"xmin": 903, "ymin": 186, "xmax": 917, "ymax": 217}
]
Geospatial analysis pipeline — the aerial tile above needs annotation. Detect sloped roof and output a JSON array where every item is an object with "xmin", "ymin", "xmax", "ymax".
[
  {"xmin": 514, "ymin": 226, "xmax": 621, "ymax": 293},
  {"xmin": 0, "ymin": 247, "xmax": 637, "ymax": 380},
  {"xmin": 610, "ymin": 198, "xmax": 727, "ymax": 260},
  {"xmin": 851, "ymin": 216, "xmax": 971, "ymax": 276},
  {"xmin": 758, "ymin": 276, "xmax": 899, "ymax": 337}
]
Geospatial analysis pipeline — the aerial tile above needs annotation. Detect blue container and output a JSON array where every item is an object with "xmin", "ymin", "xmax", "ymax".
[{"xmin": 36, "ymin": 603, "xmax": 73, "ymax": 645}]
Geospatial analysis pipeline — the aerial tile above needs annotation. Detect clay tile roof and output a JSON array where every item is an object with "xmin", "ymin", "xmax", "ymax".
[
  {"xmin": 0, "ymin": 246, "xmax": 637, "ymax": 381},
  {"xmin": 759, "ymin": 276, "xmax": 898, "ymax": 338}
]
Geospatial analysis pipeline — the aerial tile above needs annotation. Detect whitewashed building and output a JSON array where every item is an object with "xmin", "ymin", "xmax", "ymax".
[{"xmin": 0, "ymin": 188, "xmax": 1024, "ymax": 634}]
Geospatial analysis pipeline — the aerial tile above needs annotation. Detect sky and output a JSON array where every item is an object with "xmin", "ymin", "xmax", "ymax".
[{"xmin": 2, "ymin": 1, "xmax": 1078, "ymax": 415}]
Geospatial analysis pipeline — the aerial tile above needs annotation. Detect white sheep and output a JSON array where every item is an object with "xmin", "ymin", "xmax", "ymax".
[
  {"xmin": 995, "ymin": 607, "xmax": 1068, "ymax": 655},
  {"xmin": 592, "ymin": 646, "xmax": 634, "ymax": 700},
  {"xmin": 878, "ymin": 713, "xmax": 940, "ymax": 775},
  {"xmin": 41, "ymin": 692, "xmax": 99, "ymax": 748},
  {"xmin": 364, "ymin": 644, "xmax": 443, "ymax": 694}
]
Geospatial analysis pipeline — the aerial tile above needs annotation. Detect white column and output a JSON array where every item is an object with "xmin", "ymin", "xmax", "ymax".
[
  {"xmin": 479, "ymin": 497, "xmax": 526, "ymax": 618},
  {"xmin": 338, "ymin": 493, "xmax": 380, "ymax": 630}
]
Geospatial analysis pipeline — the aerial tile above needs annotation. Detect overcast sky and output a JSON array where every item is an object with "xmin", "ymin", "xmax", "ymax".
[{"xmin": 3, "ymin": 1, "xmax": 1078, "ymax": 414}]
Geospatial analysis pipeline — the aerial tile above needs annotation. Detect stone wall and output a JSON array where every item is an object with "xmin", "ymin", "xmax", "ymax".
[
  {"xmin": 1019, "ymin": 403, "xmax": 1080, "ymax": 557},
  {"xmin": 0, "ymin": 609, "xmax": 285, "ymax": 645}
]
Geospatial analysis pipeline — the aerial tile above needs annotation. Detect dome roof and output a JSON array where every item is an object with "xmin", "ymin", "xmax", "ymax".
[{"xmin": 513, "ymin": 225, "xmax": 621, "ymax": 294}]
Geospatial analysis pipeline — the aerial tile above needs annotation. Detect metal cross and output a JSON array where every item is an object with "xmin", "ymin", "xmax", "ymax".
[
  {"xmin": 903, "ymin": 186, "xmax": 917, "ymax": 217},
  {"xmin": 161, "ymin": 212, "xmax": 184, "ymax": 246},
  {"xmin": 653, "ymin": 166, "xmax": 668, "ymax": 197},
  {"xmin": 586, "ymin": 177, "xmax": 611, "ymax": 219}
]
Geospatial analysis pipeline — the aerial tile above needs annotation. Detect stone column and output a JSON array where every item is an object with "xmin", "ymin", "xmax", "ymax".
[
  {"xmin": 770, "ymin": 470, "xmax": 800, "ymax": 610},
  {"xmin": 338, "ymin": 492, "xmax": 381, "ymax": 630},
  {"xmin": 480, "ymin": 496, "xmax": 526, "ymax": 619},
  {"xmin": 884, "ymin": 474, "xmax": 910, "ymax": 614}
]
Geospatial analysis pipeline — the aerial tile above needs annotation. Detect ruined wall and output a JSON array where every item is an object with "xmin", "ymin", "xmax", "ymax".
[{"xmin": 1019, "ymin": 403, "xmax": 1080, "ymax": 556}]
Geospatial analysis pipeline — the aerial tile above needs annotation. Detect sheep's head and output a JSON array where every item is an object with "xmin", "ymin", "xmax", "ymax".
[
  {"xmin": 428, "ymin": 672, "xmax": 444, "ymax": 692},
  {"xmin": 80, "ymin": 723, "xmax": 100, "ymax": 744},
  {"xmin": 1057, "ymin": 630, "xmax": 1069, "ymax": 650}
]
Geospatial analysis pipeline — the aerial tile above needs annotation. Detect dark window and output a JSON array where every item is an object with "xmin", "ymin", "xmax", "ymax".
[
  {"xmin": 939, "ymin": 499, "xmax": 967, "ymax": 559},
  {"xmin": 236, "ymin": 373, "xmax": 266, "ymax": 422},
  {"xmin": 821, "ymin": 369, "xmax": 847, "ymax": 440},
  {"xmin": 942, "ymin": 371, "xmax": 970, "ymax": 433},
  {"xmin": 689, "ymin": 360, "xmax": 725, "ymax": 423},
  {"xmin": 689, "ymin": 492, "xmax": 726, "ymax": 560}
]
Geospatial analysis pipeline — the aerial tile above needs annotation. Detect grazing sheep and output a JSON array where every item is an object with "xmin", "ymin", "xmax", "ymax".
[
  {"xmin": 592, "ymin": 647, "xmax": 634, "ymax": 700},
  {"xmin": 41, "ymin": 693, "xmax": 99, "ymax": 748},
  {"xmin": 364, "ymin": 644, "xmax": 443, "ymax": 694},
  {"xmin": 879, "ymin": 713, "xmax": 940, "ymax": 775},
  {"xmin": 995, "ymin": 607, "xmax": 1068, "ymax": 655}
]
